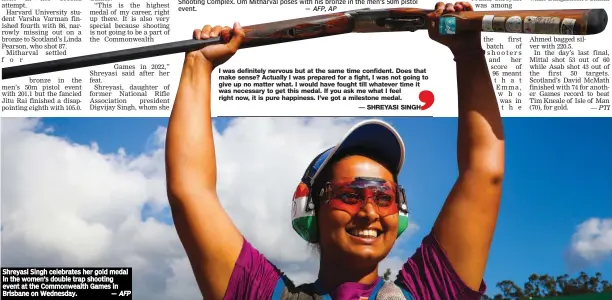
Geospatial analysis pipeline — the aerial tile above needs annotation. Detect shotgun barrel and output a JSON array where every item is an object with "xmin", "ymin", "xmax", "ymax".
[{"xmin": 1, "ymin": 8, "xmax": 607, "ymax": 80}]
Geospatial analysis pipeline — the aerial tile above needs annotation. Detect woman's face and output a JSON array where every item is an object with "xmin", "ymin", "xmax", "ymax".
[{"xmin": 317, "ymin": 155, "xmax": 399, "ymax": 268}]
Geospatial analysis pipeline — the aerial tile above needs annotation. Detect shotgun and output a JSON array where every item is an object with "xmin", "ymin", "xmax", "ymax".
[{"xmin": 1, "ymin": 8, "xmax": 607, "ymax": 79}]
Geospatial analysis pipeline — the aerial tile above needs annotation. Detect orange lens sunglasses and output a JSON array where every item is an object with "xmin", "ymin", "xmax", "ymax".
[{"xmin": 322, "ymin": 177, "xmax": 400, "ymax": 217}]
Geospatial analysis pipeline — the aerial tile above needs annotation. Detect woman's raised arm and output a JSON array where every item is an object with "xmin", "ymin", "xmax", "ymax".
[
  {"xmin": 165, "ymin": 23, "xmax": 245, "ymax": 300},
  {"xmin": 428, "ymin": 2, "xmax": 505, "ymax": 291}
]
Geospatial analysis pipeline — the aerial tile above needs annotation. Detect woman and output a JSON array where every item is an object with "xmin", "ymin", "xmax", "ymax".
[{"xmin": 165, "ymin": 1, "xmax": 505, "ymax": 299}]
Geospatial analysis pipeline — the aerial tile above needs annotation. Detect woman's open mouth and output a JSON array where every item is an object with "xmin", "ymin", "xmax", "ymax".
[{"xmin": 346, "ymin": 229, "xmax": 383, "ymax": 244}]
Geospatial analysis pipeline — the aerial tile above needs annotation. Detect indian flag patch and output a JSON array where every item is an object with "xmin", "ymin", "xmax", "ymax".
[
  {"xmin": 291, "ymin": 182, "xmax": 315, "ymax": 241},
  {"xmin": 292, "ymin": 182, "xmax": 312, "ymax": 220}
]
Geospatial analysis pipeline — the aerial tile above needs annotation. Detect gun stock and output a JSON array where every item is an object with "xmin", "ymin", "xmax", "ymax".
[{"xmin": 1, "ymin": 8, "xmax": 607, "ymax": 79}]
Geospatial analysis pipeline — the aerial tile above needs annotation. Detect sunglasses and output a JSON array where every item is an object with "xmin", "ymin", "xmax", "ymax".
[{"xmin": 321, "ymin": 177, "xmax": 405, "ymax": 217}]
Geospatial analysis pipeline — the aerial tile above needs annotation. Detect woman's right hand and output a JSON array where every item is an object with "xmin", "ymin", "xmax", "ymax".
[{"xmin": 190, "ymin": 22, "xmax": 245, "ymax": 68}]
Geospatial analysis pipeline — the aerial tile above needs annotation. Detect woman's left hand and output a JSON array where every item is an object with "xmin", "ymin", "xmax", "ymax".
[{"xmin": 427, "ymin": 2, "xmax": 482, "ymax": 55}]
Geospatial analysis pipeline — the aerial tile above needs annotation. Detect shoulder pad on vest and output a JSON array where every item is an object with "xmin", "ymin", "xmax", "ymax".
[
  {"xmin": 274, "ymin": 276, "xmax": 324, "ymax": 300},
  {"xmin": 381, "ymin": 280, "xmax": 415, "ymax": 300}
]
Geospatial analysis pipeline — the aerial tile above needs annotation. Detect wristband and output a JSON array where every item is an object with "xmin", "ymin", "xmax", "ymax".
[{"xmin": 453, "ymin": 49, "xmax": 486, "ymax": 62}]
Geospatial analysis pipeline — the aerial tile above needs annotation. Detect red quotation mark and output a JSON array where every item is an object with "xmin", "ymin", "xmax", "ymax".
[{"xmin": 419, "ymin": 90, "xmax": 434, "ymax": 111}]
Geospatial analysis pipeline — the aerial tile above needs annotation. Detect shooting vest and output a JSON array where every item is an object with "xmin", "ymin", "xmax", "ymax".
[{"xmin": 271, "ymin": 276, "xmax": 415, "ymax": 300}]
